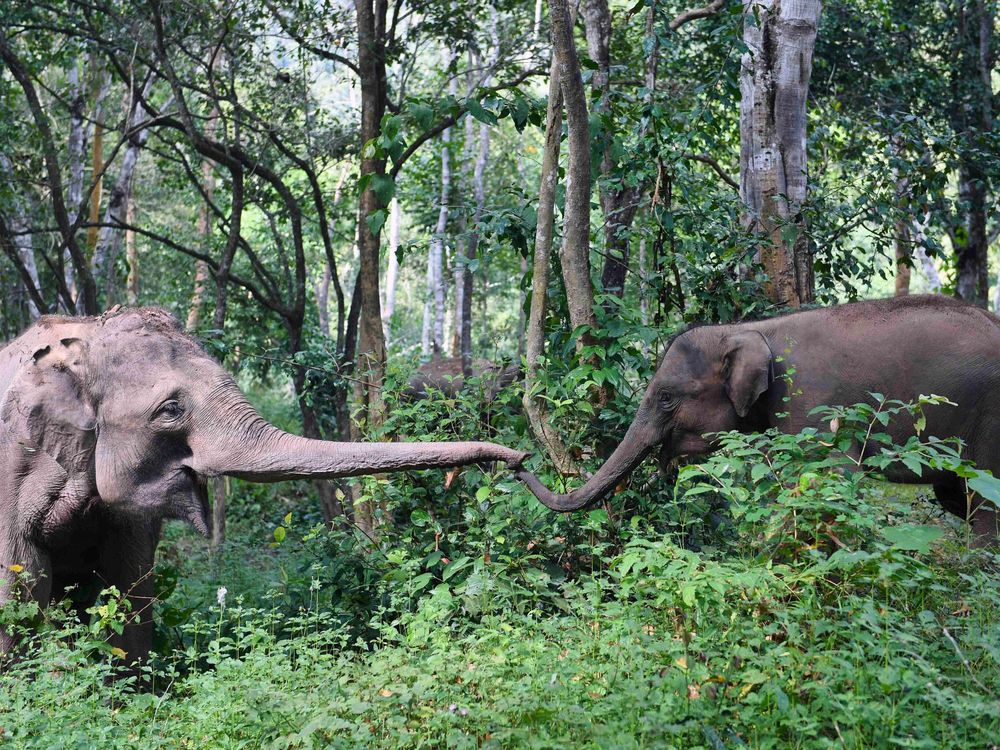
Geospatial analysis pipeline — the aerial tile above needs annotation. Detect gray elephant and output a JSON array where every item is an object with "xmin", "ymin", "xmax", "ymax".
[
  {"xmin": 403, "ymin": 357, "xmax": 521, "ymax": 402},
  {"xmin": 0, "ymin": 308, "xmax": 526, "ymax": 664},
  {"xmin": 517, "ymin": 295, "xmax": 1000, "ymax": 542}
]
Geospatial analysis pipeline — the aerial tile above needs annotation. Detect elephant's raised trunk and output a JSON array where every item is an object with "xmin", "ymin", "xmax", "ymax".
[
  {"xmin": 188, "ymin": 389, "xmax": 527, "ymax": 481},
  {"xmin": 516, "ymin": 417, "xmax": 655, "ymax": 512}
]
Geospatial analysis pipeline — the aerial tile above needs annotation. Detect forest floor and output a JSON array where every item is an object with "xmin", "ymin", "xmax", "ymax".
[{"xmin": 2, "ymin": 486, "xmax": 999, "ymax": 749}]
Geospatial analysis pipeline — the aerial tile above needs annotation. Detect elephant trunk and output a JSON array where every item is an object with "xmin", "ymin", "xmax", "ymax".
[
  {"xmin": 516, "ymin": 416, "xmax": 655, "ymax": 512},
  {"xmin": 189, "ymin": 388, "xmax": 527, "ymax": 481}
]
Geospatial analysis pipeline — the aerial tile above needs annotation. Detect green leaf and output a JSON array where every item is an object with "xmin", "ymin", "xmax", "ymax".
[
  {"xmin": 273, "ymin": 526, "xmax": 286, "ymax": 543},
  {"xmin": 968, "ymin": 472, "xmax": 1000, "ymax": 508},
  {"xmin": 466, "ymin": 97, "xmax": 497, "ymax": 125},
  {"xmin": 366, "ymin": 210, "xmax": 387, "ymax": 236},
  {"xmin": 881, "ymin": 524, "xmax": 944, "ymax": 553}
]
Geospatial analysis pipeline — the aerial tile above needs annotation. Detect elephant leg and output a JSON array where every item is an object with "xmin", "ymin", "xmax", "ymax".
[
  {"xmin": 94, "ymin": 519, "xmax": 161, "ymax": 668},
  {"xmin": 0, "ymin": 531, "xmax": 53, "ymax": 654},
  {"xmin": 933, "ymin": 478, "xmax": 998, "ymax": 548}
]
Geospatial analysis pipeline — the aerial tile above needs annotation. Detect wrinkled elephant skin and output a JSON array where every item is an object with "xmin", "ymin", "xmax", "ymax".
[
  {"xmin": 0, "ymin": 308, "xmax": 526, "ymax": 665},
  {"xmin": 517, "ymin": 296, "xmax": 1000, "ymax": 543}
]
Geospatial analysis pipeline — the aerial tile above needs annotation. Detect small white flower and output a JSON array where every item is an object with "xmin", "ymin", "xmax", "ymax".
[
  {"xmin": 217, "ymin": 586, "xmax": 228, "ymax": 608},
  {"xmin": 310, "ymin": 578, "xmax": 322, "ymax": 592}
]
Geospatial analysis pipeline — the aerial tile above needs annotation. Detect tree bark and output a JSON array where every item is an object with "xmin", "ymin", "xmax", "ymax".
[
  {"xmin": 125, "ymin": 196, "xmax": 138, "ymax": 305},
  {"xmin": 424, "ymin": 52, "xmax": 455, "ymax": 359},
  {"xmin": 353, "ymin": 0, "xmax": 390, "ymax": 538},
  {"xmin": 739, "ymin": 0, "xmax": 821, "ymax": 308},
  {"xmin": 85, "ymin": 69, "xmax": 112, "ymax": 263},
  {"xmin": 551, "ymin": 0, "xmax": 599, "ymax": 351},
  {"xmin": 185, "ymin": 105, "xmax": 220, "ymax": 332},
  {"xmin": 523, "ymin": 52, "xmax": 578, "ymax": 477},
  {"xmin": 92, "ymin": 77, "xmax": 156, "ymax": 302},
  {"xmin": 382, "ymin": 196, "xmax": 401, "ymax": 345}
]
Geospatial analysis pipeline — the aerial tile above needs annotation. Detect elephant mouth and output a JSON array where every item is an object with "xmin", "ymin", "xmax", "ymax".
[{"xmin": 176, "ymin": 467, "xmax": 212, "ymax": 538}]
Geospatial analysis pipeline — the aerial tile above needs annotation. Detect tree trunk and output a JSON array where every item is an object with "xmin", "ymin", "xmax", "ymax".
[
  {"xmin": 550, "ymin": 0, "xmax": 599, "ymax": 352},
  {"xmin": 316, "ymin": 262, "xmax": 332, "ymax": 338},
  {"xmin": 382, "ymin": 196, "xmax": 401, "ymax": 345},
  {"xmin": 523, "ymin": 51, "xmax": 578, "ymax": 477},
  {"xmin": 353, "ymin": 0, "xmax": 390, "ymax": 538},
  {"xmin": 739, "ymin": 0, "xmax": 821, "ymax": 308},
  {"xmin": 185, "ymin": 105, "xmax": 219, "ymax": 332},
  {"xmin": 64, "ymin": 62, "xmax": 86, "ymax": 310},
  {"xmin": 92, "ymin": 77, "xmax": 156, "ymax": 302},
  {"xmin": 84, "ymin": 70, "xmax": 112, "ymax": 265},
  {"xmin": 424, "ymin": 53, "xmax": 455, "ymax": 359},
  {"xmin": 125, "ymin": 197, "xmax": 138, "ymax": 305},
  {"xmin": 891, "ymin": 135, "xmax": 912, "ymax": 296}
]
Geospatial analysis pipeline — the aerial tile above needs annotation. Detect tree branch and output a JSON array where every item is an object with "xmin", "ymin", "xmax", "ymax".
[
  {"xmin": 669, "ymin": 0, "xmax": 729, "ymax": 31},
  {"xmin": 682, "ymin": 152, "xmax": 739, "ymax": 190}
]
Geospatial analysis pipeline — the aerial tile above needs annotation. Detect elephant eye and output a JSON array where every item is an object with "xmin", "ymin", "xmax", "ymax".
[
  {"xmin": 659, "ymin": 390, "xmax": 678, "ymax": 409},
  {"xmin": 153, "ymin": 399, "xmax": 184, "ymax": 422}
]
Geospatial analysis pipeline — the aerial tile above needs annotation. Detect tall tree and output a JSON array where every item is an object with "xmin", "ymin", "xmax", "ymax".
[
  {"xmin": 739, "ymin": 0, "xmax": 822, "ymax": 308},
  {"xmin": 550, "ymin": 0, "xmax": 598, "ymax": 352}
]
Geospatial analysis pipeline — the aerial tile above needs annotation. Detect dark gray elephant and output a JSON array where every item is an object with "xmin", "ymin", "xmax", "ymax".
[
  {"xmin": 403, "ymin": 357, "xmax": 521, "ymax": 401},
  {"xmin": 517, "ymin": 295, "xmax": 1000, "ymax": 542},
  {"xmin": 0, "ymin": 308, "xmax": 526, "ymax": 663}
]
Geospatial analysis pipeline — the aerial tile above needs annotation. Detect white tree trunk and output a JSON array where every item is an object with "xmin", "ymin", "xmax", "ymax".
[
  {"xmin": 382, "ymin": 196, "xmax": 401, "ymax": 344},
  {"xmin": 125, "ymin": 196, "xmax": 138, "ymax": 305},
  {"xmin": 739, "ymin": 0, "xmax": 821, "ymax": 307},
  {"xmin": 423, "ymin": 52, "xmax": 455, "ymax": 358},
  {"xmin": 91, "ymin": 78, "xmax": 157, "ymax": 299},
  {"xmin": 64, "ymin": 62, "xmax": 86, "ymax": 310}
]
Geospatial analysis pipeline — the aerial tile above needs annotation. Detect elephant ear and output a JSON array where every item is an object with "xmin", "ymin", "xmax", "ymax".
[
  {"xmin": 2, "ymin": 337, "xmax": 96, "ymax": 474},
  {"xmin": 722, "ymin": 332, "xmax": 773, "ymax": 418}
]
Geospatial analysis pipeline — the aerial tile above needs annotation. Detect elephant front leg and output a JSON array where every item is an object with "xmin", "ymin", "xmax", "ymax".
[
  {"xmin": 0, "ymin": 530, "xmax": 53, "ymax": 656},
  {"xmin": 94, "ymin": 520, "xmax": 161, "ymax": 670},
  {"xmin": 933, "ymin": 479, "xmax": 998, "ymax": 548}
]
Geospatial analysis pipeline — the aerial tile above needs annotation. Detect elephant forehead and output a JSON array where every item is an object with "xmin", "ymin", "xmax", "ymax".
[{"xmin": 662, "ymin": 334, "xmax": 716, "ymax": 379}]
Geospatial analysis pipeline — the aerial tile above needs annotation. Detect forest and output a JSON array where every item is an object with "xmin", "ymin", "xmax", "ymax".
[{"xmin": 1, "ymin": 0, "xmax": 999, "ymax": 747}]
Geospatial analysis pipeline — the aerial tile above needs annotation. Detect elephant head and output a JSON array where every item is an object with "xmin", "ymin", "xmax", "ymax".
[
  {"xmin": 517, "ymin": 326, "xmax": 774, "ymax": 511},
  {"xmin": 3, "ymin": 308, "xmax": 527, "ymax": 536}
]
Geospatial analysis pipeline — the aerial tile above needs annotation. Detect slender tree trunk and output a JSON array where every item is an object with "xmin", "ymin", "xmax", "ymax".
[
  {"xmin": 523, "ymin": 52, "xmax": 578, "ymax": 477},
  {"xmin": 92, "ymin": 78, "xmax": 156, "ymax": 302},
  {"xmin": 551, "ymin": 0, "xmax": 599, "ymax": 352},
  {"xmin": 84, "ymin": 70, "xmax": 112, "ymax": 266},
  {"xmin": 64, "ymin": 62, "xmax": 86, "ymax": 310},
  {"xmin": 891, "ymin": 135, "xmax": 912, "ymax": 296},
  {"xmin": 316, "ymin": 262, "xmax": 332, "ymax": 338},
  {"xmin": 424, "ymin": 54, "xmax": 455, "ymax": 359},
  {"xmin": 382, "ymin": 196, "xmax": 401, "ymax": 345},
  {"xmin": 911, "ymin": 213, "xmax": 943, "ymax": 293},
  {"xmin": 353, "ymin": 0, "xmax": 390, "ymax": 538},
  {"xmin": 125, "ymin": 196, "xmax": 138, "ymax": 305},
  {"xmin": 185, "ymin": 105, "xmax": 219, "ymax": 332},
  {"xmin": 739, "ymin": 0, "xmax": 821, "ymax": 308}
]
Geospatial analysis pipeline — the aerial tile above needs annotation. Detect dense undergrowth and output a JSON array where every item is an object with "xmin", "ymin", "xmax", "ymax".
[{"xmin": 2, "ymin": 384, "xmax": 999, "ymax": 749}]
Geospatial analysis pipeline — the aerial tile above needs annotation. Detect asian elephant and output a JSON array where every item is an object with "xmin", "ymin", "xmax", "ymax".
[
  {"xmin": 0, "ymin": 308, "xmax": 526, "ymax": 664},
  {"xmin": 517, "ymin": 295, "xmax": 1000, "ymax": 542},
  {"xmin": 403, "ymin": 357, "xmax": 521, "ymax": 402}
]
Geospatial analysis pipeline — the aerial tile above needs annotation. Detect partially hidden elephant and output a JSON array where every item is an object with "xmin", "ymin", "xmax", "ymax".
[
  {"xmin": 516, "ymin": 295, "xmax": 1000, "ymax": 542},
  {"xmin": 403, "ymin": 357, "xmax": 521, "ymax": 402},
  {"xmin": 0, "ymin": 308, "xmax": 526, "ymax": 664}
]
